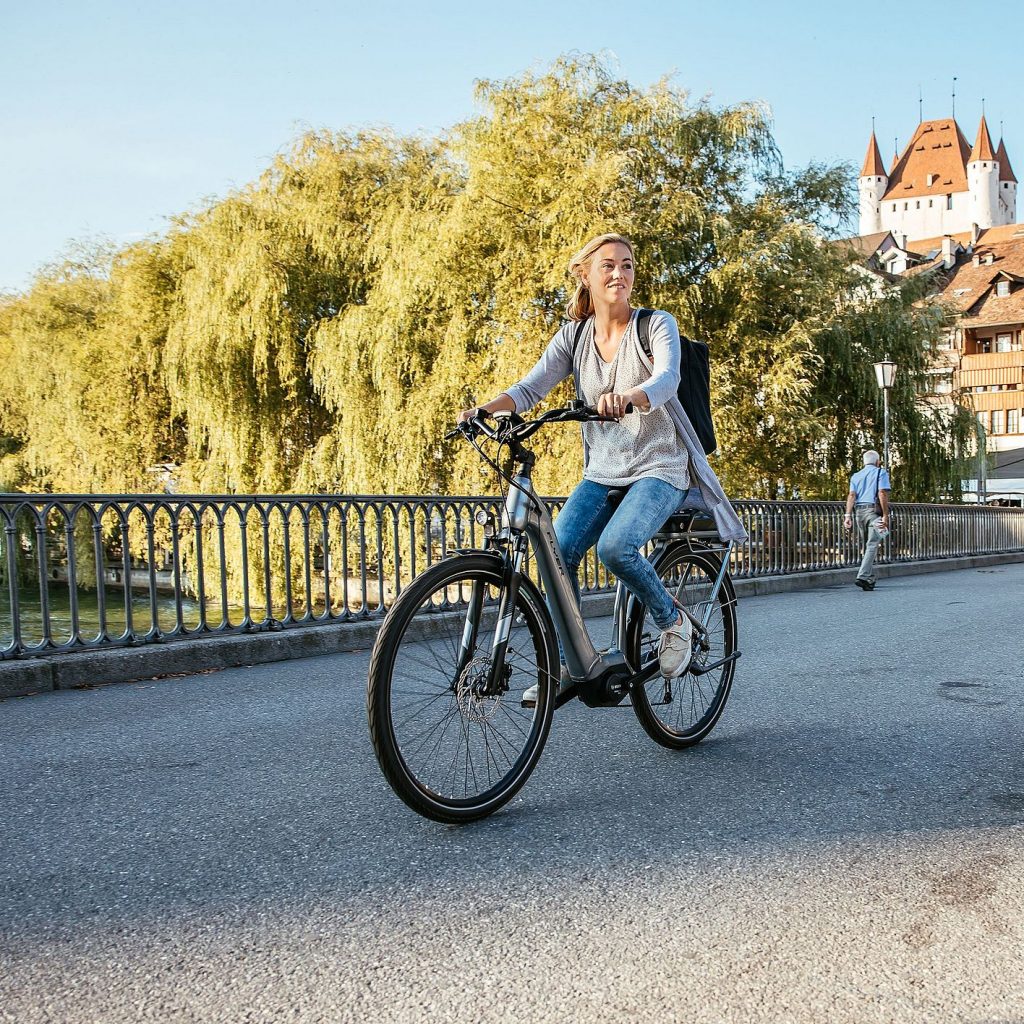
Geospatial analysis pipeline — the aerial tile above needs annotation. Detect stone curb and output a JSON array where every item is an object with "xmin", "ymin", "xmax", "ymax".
[{"xmin": 2, "ymin": 551, "xmax": 1022, "ymax": 700}]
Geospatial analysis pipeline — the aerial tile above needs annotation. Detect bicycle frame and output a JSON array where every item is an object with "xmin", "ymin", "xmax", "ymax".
[{"xmin": 499, "ymin": 463, "xmax": 736, "ymax": 691}]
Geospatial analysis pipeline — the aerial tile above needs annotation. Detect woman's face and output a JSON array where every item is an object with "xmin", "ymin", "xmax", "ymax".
[{"xmin": 582, "ymin": 242, "xmax": 634, "ymax": 305}]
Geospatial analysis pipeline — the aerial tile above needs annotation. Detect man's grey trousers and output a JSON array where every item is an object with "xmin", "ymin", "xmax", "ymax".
[{"xmin": 855, "ymin": 504, "xmax": 883, "ymax": 582}]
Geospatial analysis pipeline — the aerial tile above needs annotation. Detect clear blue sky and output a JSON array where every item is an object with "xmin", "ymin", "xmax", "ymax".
[{"xmin": 2, "ymin": 0, "xmax": 1021, "ymax": 292}]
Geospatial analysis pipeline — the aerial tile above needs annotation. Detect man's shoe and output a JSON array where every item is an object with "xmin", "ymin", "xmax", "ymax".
[
  {"xmin": 855, "ymin": 577, "xmax": 873, "ymax": 591},
  {"xmin": 522, "ymin": 669, "xmax": 573, "ymax": 708},
  {"xmin": 658, "ymin": 614, "xmax": 693, "ymax": 679}
]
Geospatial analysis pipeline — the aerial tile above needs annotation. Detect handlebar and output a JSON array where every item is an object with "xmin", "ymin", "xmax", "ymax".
[{"xmin": 446, "ymin": 400, "xmax": 633, "ymax": 443}]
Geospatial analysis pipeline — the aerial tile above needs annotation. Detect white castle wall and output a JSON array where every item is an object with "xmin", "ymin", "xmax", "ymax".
[{"xmin": 877, "ymin": 190, "xmax": 973, "ymax": 239}]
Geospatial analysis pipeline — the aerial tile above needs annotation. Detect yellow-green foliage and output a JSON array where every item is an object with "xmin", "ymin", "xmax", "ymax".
[{"xmin": 0, "ymin": 56, "xmax": 971, "ymax": 503}]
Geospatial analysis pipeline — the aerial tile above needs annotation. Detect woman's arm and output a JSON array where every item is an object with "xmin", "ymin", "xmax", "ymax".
[
  {"xmin": 458, "ymin": 324, "xmax": 575, "ymax": 423},
  {"xmin": 635, "ymin": 310, "xmax": 682, "ymax": 412},
  {"xmin": 501, "ymin": 325, "xmax": 575, "ymax": 413}
]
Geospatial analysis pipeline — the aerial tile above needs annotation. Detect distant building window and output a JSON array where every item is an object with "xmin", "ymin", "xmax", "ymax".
[
  {"xmin": 1005, "ymin": 182, "xmax": 1011, "ymax": 189},
  {"xmin": 977, "ymin": 411, "xmax": 990, "ymax": 431},
  {"xmin": 903, "ymin": 202, "xmax": 909, "ymax": 211},
  {"xmin": 992, "ymin": 409, "xmax": 1005, "ymax": 434},
  {"xmin": 934, "ymin": 373, "xmax": 953, "ymax": 395},
  {"xmin": 946, "ymin": 194, "xmax": 953, "ymax": 210},
  {"xmin": 1010, "ymin": 409, "xmax": 1021, "ymax": 434},
  {"xmin": 997, "ymin": 333, "xmax": 1013, "ymax": 352},
  {"xmin": 996, "ymin": 280, "xmax": 1011, "ymax": 297},
  {"xmin": 978, "ymin": 338, "xmax": 993, "ymax": 354},
  {"xmin": 915, "ymin": 200, "xmax": 921, "ymax": 209},
  {"xmin": 892, "ymin": 204, "xmax": 897, "ymax": 212},
  {"xmin": 929, "ymin": 199, "xmax": 934, "ymax": 207}
]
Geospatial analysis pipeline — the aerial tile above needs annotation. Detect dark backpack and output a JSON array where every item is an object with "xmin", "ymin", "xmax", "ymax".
[{"xmin": 571, "ymin": 308, "xmax": 718, "ymax": 455}]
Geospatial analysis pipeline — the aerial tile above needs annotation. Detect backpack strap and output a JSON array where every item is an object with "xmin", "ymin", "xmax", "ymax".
[
  {"xmin": 570, "ymin": 317, "xmax": 588, "ymax": 358},
  {"xmin": 636, "ymin": 307, "xmax": 654, "ymax": 359}
]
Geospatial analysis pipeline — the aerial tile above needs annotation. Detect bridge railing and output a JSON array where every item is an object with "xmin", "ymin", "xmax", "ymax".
[{"xmin": 2, "ymin": 494, "xmax": 1022, "ymax": 660}]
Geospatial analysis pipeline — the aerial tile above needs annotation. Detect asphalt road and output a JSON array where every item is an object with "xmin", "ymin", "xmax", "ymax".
[{"xmin": 2, "ymin": 563, "xmax": 1023, "ymax": 1024}]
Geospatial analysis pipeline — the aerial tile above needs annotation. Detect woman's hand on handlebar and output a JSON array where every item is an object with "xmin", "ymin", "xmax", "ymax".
[
  {"xmin": 458, "ymin": 394, "xmax": 516, "ymax": 425},
  {"xmin": 596, "ymin": 390, "xmax": 641, "ymax": 420}
]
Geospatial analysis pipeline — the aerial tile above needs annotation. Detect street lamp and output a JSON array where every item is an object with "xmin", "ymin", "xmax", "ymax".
[{"xmin": 873, "ymin": 355, "xmax": 898, "ymax": 470}]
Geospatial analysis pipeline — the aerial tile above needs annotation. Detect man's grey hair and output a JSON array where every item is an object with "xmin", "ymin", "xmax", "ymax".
[{"xmin": 862, "ymin": 450, "xmax": 881, "ymax": 466}]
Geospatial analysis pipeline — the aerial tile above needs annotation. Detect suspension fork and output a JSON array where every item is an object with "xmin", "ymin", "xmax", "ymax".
[
  {"xmin": 484, "ymin": 533, "xmax": 528, "ymax": 693},
  {"xmin": 455, "ymin": 577, "xmax": 487, "ymax": 681}
]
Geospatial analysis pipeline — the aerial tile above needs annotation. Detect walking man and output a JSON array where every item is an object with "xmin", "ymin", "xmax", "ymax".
[{"xmin": 843, "ymin": 450, "xmax": 891, "ymax": 591}]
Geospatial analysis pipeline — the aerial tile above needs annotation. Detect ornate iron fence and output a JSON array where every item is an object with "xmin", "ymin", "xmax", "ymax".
[{"xmin": 2, "ymin": 493, "xmax": 1022, "ymax": 660}]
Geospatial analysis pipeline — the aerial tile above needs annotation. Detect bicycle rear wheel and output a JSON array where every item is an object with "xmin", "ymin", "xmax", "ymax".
[
  {"xmin": 367, "ymin": 553, "xmax": 558, "ymax": 823},
  {"xmin": 626, "ymin": 546, "xmax": 737, "ymax": 749}
]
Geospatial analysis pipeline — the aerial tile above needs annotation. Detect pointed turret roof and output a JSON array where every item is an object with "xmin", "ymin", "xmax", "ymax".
[
  {"xmin": 969, "ymin": 115, "xmax": 996, "ymax": 162},
  {"xmin": 996, "ymin": 138, "xmax": 1017, "ymax": 183},
  {"xmin": 890, "ymin": 147, "xmax": 900, "ymax": 173},
  {"xmin": 881, "ymin": 118, "xmax": 972, "ymax": 201},
  {"xmin": 860, "ymin": 132, "xmax": 886, "ymax": 177}
]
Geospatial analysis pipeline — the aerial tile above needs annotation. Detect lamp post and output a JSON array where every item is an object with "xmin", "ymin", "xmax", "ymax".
[{"xmin": 873, "ymin": 355, "xmax": 898, "ymax": 470}]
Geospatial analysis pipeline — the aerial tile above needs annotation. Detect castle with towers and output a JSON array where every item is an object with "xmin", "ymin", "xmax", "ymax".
[
  {"xmin": 852, "ymin": 112, "xmax": 1024, "ymax": 492},
  {"xmin": 858, "ymin": 115, "xmax": 1016, "ymax": 240}
]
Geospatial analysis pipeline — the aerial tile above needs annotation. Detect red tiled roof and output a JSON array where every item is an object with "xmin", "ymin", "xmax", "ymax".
[
  {"xmin": 881, "ymin": 118, "xmax": 971, "ymax": 201},
  {"xmin": 860, "ymin": 132, "xmax": 886, "ymax": 177},
  {"xmin": 997, "ymin": 138, "xmax": 1018, "ymax": 183},
  {"xmin": 969, "ymin": 116, "xmax": 996, "ymax": 163},
  {"xmin": 934, "ymin": 235, "xmax": 1024, "ymax": 326},
  {"xmin": 905, "ymin": 230, "xmax": 974, "ymax": 253}
]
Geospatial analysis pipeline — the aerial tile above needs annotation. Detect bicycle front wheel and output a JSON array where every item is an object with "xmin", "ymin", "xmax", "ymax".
[
  {"xmin": 367, "ymin": 553, "xmax": 558, "ymax": 823},
  {"xmin": 626, "ymin": 546, "xmax": 737, "ymax": 749}
]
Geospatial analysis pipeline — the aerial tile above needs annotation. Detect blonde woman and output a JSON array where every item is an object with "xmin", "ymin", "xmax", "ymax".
[{"xmin": 459, "ymin": 233, "xmax": 745, "ymax": 694}]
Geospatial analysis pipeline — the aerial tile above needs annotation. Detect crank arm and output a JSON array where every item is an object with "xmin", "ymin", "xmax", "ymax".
[{"xmin": 689, "ymin": 651, "xmax": 742, "ymax": 676}]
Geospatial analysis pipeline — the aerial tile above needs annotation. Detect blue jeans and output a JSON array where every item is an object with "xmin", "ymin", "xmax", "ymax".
[{"xmin": 554, "ymin": 477, "xmax": 687, "ymax": 631}]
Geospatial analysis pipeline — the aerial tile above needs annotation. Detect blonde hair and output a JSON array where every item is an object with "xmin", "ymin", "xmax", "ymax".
[{"xmin": 566, "ymin": 233, "xmax": 636, "ymax": 321}]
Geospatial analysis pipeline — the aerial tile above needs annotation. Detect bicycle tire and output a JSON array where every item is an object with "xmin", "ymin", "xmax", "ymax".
[
  {"xmin": 626, "ymin": 546, "xmax": 737, "ymax": 749},
  {"xmin": 367, "ymin": 553, "xmax": 558, "ymax": 823}
]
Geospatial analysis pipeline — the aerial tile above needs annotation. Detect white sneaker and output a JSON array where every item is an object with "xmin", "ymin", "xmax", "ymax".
[
  {"xmin": 658, "ymin": 614, "xmax": 693, "ymax": 678},
  {"xmin": 522, "ymin": 669, "xmax": 573, "ymax": 707}
]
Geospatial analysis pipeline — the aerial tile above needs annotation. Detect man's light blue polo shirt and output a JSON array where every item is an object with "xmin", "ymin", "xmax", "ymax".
[{"xmin": 849, "ymin": 464, "xmax": 891, "ymax": 503}]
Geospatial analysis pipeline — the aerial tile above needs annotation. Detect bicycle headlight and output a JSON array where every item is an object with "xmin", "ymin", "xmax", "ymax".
[{"xmin": 475, "ymin": 509, "xmax": 496, "ymax": 537}]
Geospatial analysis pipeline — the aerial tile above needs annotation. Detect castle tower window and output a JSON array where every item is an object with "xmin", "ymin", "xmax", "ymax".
[{"xmin": 946, "ymin": 194, "xmax": 953, "ymax": 210}]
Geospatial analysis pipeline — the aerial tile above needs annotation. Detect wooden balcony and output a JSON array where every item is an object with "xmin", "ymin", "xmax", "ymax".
[
  {"xmin": 964, "ymin": 390, "xmax": 1024, "ymax": 412},
  {"xmin": 959, "ymin": 351, "xmax": 1024, "ymax": 372}
]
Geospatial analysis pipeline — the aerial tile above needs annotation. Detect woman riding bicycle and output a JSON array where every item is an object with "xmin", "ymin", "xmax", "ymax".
[{"xmin": 459, "ymin": 232, "xmax": 746, "ymax": 692}]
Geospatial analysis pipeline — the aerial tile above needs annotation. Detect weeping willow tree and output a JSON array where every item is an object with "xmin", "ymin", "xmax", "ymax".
[
  {"xmin": 0, "ymin": 241, "xmax": 181, "ymax": 493},
  {"xmin": 1, "ymin": 54, "xmax": 968, "ymax": 508}
]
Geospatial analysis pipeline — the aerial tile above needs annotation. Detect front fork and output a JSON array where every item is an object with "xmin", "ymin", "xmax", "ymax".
[
  {"xmin": 453, "ymin": 536, "xmax": 527, "ymax": 695},
  {"xmin": 484, "ymin": 535, "xmax": 527, "ymax": 693}
]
